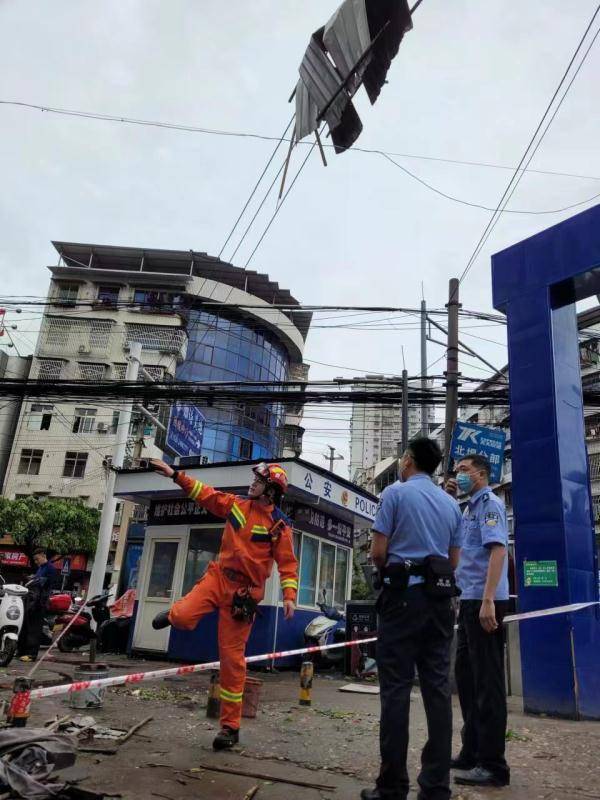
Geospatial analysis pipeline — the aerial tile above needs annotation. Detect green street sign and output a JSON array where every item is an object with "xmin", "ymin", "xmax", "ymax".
[{"xmin": 523, "ymin": 560, "xmax": 559, "ymax": 588}]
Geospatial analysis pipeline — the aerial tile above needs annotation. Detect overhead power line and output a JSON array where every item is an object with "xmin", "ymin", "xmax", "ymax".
[
  {"xmin": 459, "ymin": 4, "xmax": 600, "ymax": 285},
  {"xmin": 2, "ymin": 100, "xmax": 599, "ymax": 183},
  {"xmin": 381, "ymin": 153, "xmax": 600, "ymax": 216}
]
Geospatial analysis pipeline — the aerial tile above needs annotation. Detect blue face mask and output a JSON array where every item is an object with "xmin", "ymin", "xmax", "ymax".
[{"xmin": 456, "ymin": 472, "xmax": 474, "ymax": 493}]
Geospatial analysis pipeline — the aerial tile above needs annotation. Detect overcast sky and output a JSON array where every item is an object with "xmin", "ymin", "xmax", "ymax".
[{"xmin": 1, "ymin": 1, "xmax": 599, "ymax": 475}]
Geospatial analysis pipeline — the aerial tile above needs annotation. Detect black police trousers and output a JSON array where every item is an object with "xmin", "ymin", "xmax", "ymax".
[
  {"xmin": 376, "ymin": 584, "xmax": 454, "ymax": 800},
  {"xmin": 455, "ymin": 600, "xmax": 510, "ymax": 782}
]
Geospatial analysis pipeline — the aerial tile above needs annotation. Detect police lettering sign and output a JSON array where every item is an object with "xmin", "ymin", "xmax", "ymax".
[
  {"xmin": 293, "ymin": 505, "xmax": 353, "ymax": 547},
  {"xmin": 166, "ymin": 402, "xmax": 205, "ymax": 458},
  {"xmin": 450, "ymin": 422, "xmax": 506, "ymax": 483}
]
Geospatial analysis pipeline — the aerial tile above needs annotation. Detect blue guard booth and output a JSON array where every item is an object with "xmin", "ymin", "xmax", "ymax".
[
  {"xmin": 114, "ymin": 458, "xmax": 377, "ymax": 666},
  {"xmin": 492, "ymin": 203, "xmax": 600, "ymax": 718}
]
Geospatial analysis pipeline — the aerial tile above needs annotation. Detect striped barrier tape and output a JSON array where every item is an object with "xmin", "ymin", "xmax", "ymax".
[{"xmin": 10, "ymin": 600, "xmax": 600, "ymax": 704}]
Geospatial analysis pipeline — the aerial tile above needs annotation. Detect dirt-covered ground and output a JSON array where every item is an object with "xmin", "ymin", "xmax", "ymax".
[{"xmin": 1, "ymin": 654, "xmax": 599, "ymax": 799}]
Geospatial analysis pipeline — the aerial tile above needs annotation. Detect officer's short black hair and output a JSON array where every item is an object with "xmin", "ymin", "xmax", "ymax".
[
  {"xmin": 459, "ymin": 453, "xmax": 491, "ymax": 477},
  {"xmin": 406, "ymin": 437, "xmax": 443, "ymax": 475}
]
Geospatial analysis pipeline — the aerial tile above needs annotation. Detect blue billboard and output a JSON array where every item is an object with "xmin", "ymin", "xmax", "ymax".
[
  {"xmin": 166, "ymin": 402, "xmax": 205, "ymax": 458},
  {"xmin": 449, "ymin": 421, "xmax": 506, "ymax": 483}
]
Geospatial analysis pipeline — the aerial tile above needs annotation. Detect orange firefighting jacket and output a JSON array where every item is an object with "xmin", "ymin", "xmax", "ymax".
[{"xmin": 174, "ymin": 471, "xmax": 299, "ymax": 602}]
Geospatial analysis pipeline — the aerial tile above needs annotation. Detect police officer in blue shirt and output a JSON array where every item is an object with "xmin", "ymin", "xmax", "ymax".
[
  {"xmin": 446, "ymin": 454, "xmax": 510, "ymax": 789},
  {"xmin": 361, "ymin": 437, "xmax": 463, "ymax": 800}
]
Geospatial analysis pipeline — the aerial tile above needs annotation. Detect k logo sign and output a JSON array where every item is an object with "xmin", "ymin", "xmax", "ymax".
[
  {"xmin": 450, "ymin": 422, "xmax": 506, "ymax": 484},
  {"xmin": 456, "ymin": 427, "xmax": 480, "ymax": 445}
]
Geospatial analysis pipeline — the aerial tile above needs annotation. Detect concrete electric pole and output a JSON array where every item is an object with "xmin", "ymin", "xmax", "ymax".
[
  {"xmin": 87, "ymin": 342, "xmax": 142, "ymax": 603},
  {"xmin": 443, "ymin": 279, "xmax": 461, "ymax": 477},
  {"xmin": 323, "ymin": 445, "xmax": 344, "ymax": 473},
  {"xmin": 420, "ymin": 298, "xmax": 428, "ymax": 435},
  {"xmin": 401, "ymin": 369, "xmax": 409, "ymax": 454}
]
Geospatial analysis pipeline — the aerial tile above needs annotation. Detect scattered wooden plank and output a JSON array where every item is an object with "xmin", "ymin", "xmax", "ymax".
[
  {"xmin": 118, "ymin": 716, "xmax": 153, "ymax": 745},
  {"xmin": 183, "ymin": 764, "xmax": 335, "ymax": 792}
]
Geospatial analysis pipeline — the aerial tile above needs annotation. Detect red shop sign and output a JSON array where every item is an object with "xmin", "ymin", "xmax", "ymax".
[{"xmin": 0, "ymin": 550, "xmax": 30, "ymax": 568}]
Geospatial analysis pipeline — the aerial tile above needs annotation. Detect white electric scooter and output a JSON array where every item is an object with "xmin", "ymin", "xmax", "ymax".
[{"xmin": 0, "ymin": 575, "xmax": 28, "ymax": 666}]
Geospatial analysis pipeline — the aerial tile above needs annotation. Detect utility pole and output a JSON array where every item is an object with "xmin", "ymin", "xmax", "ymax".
[
  {"xmin": 420, "ymin": 298, "xmax": 428, "ymax": 435},
  {"xmin": 323, "ymin": 445, "xmax": 344, "ymax": 473},
  {"xmin": 401, "ymin": 369, "xmax": 409, "ymax": 454},
  {"xmin": 443, "ymin": 279, "xmax": 461, "ymax": 477},
  {"xmin": 87, "ymin": 342, "xmax": 142, "ymax": 603}
]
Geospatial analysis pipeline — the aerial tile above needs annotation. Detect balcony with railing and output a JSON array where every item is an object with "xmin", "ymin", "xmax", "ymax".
[
  {"xmin": 38, "ymin": 317, "xmax": 114, "ymax": 358},
  {"xmin": 123, "ymin": 323, "xmax": 187, "ymax": 362}
]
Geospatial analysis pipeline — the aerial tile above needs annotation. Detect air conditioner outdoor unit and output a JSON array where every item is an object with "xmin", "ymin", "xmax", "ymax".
[
  {"xmin": 97, "ymin": 422, "xmax": 108, "ymax": 433},
  {"xmin": 78, "ymin": 345, "xmax": 91, "ymax": 354}
]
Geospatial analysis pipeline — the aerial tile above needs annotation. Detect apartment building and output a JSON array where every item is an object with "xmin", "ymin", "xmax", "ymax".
[
  {"xmin": 2, "ymin": 242, "xmax": 188, "ymax": 508},
  {"xmin": 349, "ymin": 374, "xmax": 434, "ymax": 483}
]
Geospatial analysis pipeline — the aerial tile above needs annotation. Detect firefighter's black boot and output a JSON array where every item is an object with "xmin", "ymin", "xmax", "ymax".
[{"xmin": 212, "ymin": 727, "xmax": 239, "ymax": 750}]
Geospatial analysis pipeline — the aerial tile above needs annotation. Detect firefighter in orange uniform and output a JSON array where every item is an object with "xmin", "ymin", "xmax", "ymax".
[{"xmin": 150, "ymin": 459, "xmax": 298, "ymax": 750}]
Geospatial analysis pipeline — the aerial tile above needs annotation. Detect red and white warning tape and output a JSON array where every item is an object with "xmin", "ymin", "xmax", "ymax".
[
  {"xmin": 13, "ymin": 600, "xmax": 600, "ymax": 703},
  {"xmin": 26, "ymin": 636, "xmax": 378, "ymax": 701}
]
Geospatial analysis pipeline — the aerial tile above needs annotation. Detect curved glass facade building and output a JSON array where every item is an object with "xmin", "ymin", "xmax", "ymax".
[
  {"xmin": 169, "ymin": 252, "xmax": 311, "ymax": 465},
  {"xmin": 177, "ymin": 310, "xmax": 290, "ymax": 462}
]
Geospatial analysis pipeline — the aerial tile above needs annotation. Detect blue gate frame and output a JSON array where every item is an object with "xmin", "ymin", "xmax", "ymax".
[{"xmin": 492, "ymin": 203, "xmax": 600, "ymax": 718}]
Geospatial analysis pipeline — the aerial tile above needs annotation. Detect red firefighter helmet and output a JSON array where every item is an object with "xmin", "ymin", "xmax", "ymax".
[{"xmin": 252, "ymin": 462, "xmax": 289, "ymax": 493}]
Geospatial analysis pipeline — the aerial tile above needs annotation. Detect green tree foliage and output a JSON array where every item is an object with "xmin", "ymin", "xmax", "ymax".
[
  {"xmin": 351, "ymin": 550, "xmax": 373, "ymax": 600},
  {"xmin": 0, "ymin": 496, "xmax": 99, "ymax": 564}
]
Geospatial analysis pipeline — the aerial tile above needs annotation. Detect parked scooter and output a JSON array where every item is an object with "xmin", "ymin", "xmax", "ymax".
[
  {"xmin": 53, "ymin": 592, "xmax": 110, "ymax": 653},
  {"xmin": 0, "ymin": 575, "xmax": 28, "ymax": 666},
  {"xmin": 303, "ymin": 589, "xmax": 346, "ymax": 668}
]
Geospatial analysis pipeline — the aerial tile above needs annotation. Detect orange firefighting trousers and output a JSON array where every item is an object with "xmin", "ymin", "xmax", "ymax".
[{"xmin": 169, "ymin": 561, "xmax": 261, "ymax": 731}]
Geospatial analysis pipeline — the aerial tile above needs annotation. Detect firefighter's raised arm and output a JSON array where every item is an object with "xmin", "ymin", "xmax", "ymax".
[{"xmin": 150, "ymin": 458, "xmax": 239, "ymax": 520}]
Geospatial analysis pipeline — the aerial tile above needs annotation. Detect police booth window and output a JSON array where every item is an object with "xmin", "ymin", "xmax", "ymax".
[
  {"xmin": 183, "ymin": 528, "xmax": 223, "ymax": 595},
  {"xmin": 298, "ymin": 533, "xmax": 350, "ymax": 609},
  {"xmin": 318, "ymin": 542, "xmax": 335, "ymax": 605}
]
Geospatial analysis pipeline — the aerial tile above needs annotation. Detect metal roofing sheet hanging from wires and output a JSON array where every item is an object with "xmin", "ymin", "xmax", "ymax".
[
  {"xmin": 323, "ymin": 0, "xmax": 372, "ymax": 96},
  {"xmin": 297, "ymin": 29, "xmax": 348, "ymax": 132}
]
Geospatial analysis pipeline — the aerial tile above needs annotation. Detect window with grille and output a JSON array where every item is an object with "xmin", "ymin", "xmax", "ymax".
[
  {"xmin": 589, "ymin": 453, "xmax": 600, "ymax": 481},
  {"xmin": 27, "ymin": 404, "xmax": 53, "ymax": 431},
  {"xmin": 112, "ymin": 364, "xmax": 127, "ymax": 380},
  {"xmin": 78, "ymin": 363, "xmax": 106, "ymax": 381},
  {"xmin": 73, "ymin": 408, "xmax": 97, "ymax": 434},
  {"xmin": 63, "ymin": 451, "xmax": 88, "ymax": 478},
  {"xmin": 124, "ymin": 324, "xmax": 185, "ymax": 353},
  {"xmin": 37, "ymin": 360, "xmax": 63, "ymax": 381},
  {"xmin": 142, "ymin": 365, "xmax": 165, "ymax": 381},
  {"xmin": 55, "ymin": 283, "xmax": 79, "ymax": 305},
  {"xmin": 89, "ymin": 320, "xmax": 112, "ymax": 350},
  {"xmin": 592, "ymin": 497, "xmax": 600, "ymax": 523},
  {"xmin": 44, "ymin": 318, "xmax": 70, "ymax": 348},
  {"xmin": 18, "ymin": 449, "xmax": 43, "ymax": 475}
]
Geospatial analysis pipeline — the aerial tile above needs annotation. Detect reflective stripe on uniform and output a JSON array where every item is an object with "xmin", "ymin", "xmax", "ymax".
[
  {"xmin": 251, "ymin": 524, "xmax": 271, "ymax": 542},
  {"xmin": 220, "ymin": 687, "xmax": 243, "ymax": 703},
  {"xmin": 188, "ymin": 480, "xmax": 203, "ymax": 500},
  {"xmin": 281, "ymin": 579, "xmax": 298, "ymax": 590},
  {"xmin": 227, "ymin": 503, "xmax": 246, "ymax": 531}
]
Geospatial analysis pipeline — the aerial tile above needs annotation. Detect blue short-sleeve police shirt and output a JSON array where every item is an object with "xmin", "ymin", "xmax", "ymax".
[
  {"xmin": 373, "ymin": 474, "xmax": 463, "ymax": 585},
  {"xmin": 455, "ymin": 487, "xmax": 509, "ymax": 601}
]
